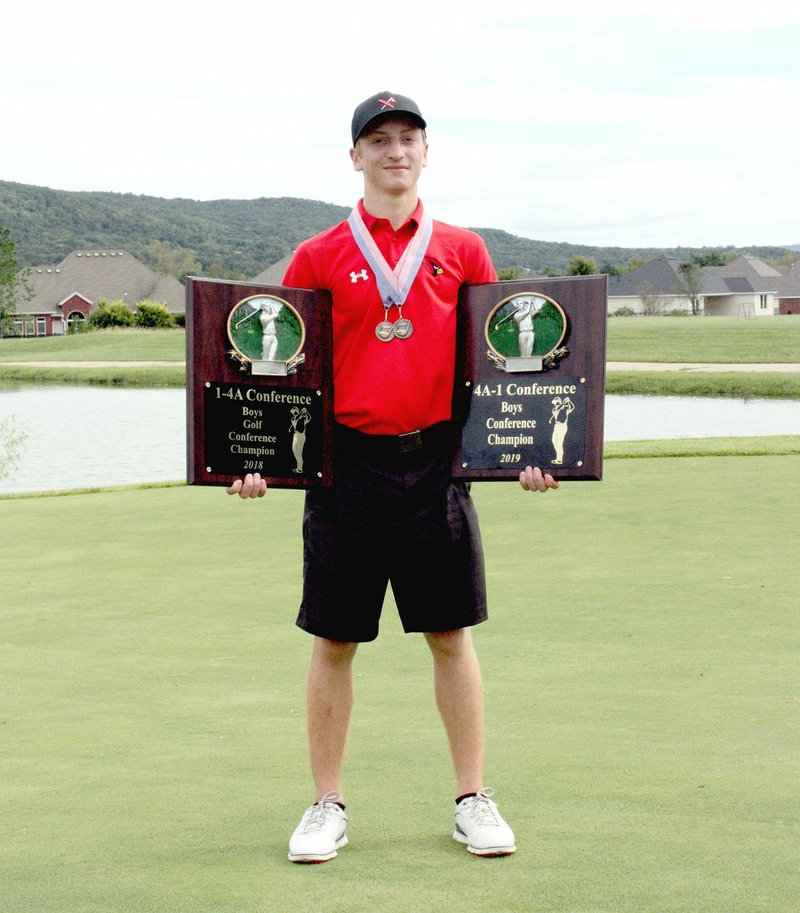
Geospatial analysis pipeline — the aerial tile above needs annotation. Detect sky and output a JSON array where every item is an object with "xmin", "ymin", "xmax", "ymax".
[{"xmin": 2, "ymin": 1, "xmax": 799, "ymax": 250}]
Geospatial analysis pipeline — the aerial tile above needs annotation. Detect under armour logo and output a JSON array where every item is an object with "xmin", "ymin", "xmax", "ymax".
[
  {"xmin": 350, "ymin": 269, "xmax": 368, "ymax": 283},
  {"xmin": 379, "ymin": 96, "xmax": 397, "ymax": 110}
]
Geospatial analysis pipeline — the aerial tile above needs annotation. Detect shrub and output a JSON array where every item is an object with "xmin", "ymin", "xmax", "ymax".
[
  {"xmin": 68, "ymin": 318, "xmax": 90, "ymax": 334},
  {"xmin": 0, "ymin": 416, "xmax": 26, "ymax": 481},
  {"xmin": 87, "ymin": 299, "xmax": 135, "ymax": 329},
  {"xmin": 173, "ymin": 313, "xmax": 186, "ymax": 328},
  {"xmin": 610, "ymin": 306, "xmax": 636, "ymax": 317},
  {"xmin": 135, "ymin": 300, "xmax": 174, "ymax": 328}
]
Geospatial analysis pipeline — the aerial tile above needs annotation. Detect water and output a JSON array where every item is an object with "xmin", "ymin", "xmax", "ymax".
[
  {"xmin": 603, "ymin": 394, "xmax": 800, "ymax": 441},
  {"xmin": 0, "ymin": 386, "xmax": 185, "ymax": 495},
  {"xmin": 1, "ymin": 385, "xmax": 799, "ymax": 495}
]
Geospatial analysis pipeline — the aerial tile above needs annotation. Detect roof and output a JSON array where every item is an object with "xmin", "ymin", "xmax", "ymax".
[
  {"xmin": 609, "ymin": 254, "xmax": 800, "ymax": 300},
  {"xmin": 251, "ymin": 252, "xmax": 295, "ymax": 286},
  {"xmin": 22, "ymin": 250, "xmax": 185, "ymax": 314},
  {"xmin": 608, "ymin": 256, "xmax": 687, "ymax": 297}
]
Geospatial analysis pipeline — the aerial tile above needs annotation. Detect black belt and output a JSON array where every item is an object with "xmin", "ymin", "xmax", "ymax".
[{"xmin": 334, "ymin": 421, "xmax": 453, "ymax": 455}]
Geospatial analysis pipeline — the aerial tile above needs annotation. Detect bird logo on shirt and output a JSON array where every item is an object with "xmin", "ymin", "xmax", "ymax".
[{"xmin": 430, "ymin": 262, "xmax": 444, "ymax": 277}]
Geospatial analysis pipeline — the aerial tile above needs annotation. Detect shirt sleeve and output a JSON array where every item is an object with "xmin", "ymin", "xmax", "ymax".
[
  {"xmin": 466, "ymin": 233, "xmax": 497, "ymax": 285},
  {"xmin": 282, "ymin": 243, "xmax": 319, "ymax": 290}
]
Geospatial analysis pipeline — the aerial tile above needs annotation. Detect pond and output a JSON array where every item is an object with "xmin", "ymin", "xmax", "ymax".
[{"xmin": 1, "ymin": 385, "xmax": 799, "ymax": 495}]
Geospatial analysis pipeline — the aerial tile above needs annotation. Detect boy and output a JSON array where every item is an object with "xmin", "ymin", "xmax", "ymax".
[{"xmin": 229, "ymin": 91, "xmax": 557, "ymax": 862}]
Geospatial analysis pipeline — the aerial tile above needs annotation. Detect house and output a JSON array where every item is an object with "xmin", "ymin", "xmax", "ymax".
[
  {"xmin": 14, "ymin": 249, "xmax": 185, "ymax": 336},
  {"xmin": 774, "ymin": 260, "xmax": 800, "ymax": 314},
  {"xmin": 251, "ymin": 252, "xmax": 294, "ymax": 286},
  {"xmin": 608, "ymin": 254, "xmax": 800, "ymax": 317}
]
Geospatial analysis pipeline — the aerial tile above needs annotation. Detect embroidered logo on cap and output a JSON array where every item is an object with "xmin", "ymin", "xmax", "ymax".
[{"xmin": 378, "ymin": 96, "xmax": 397, "ymax": 110}]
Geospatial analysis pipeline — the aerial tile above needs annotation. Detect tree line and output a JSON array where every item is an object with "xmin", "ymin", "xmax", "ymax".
[{"xmin": 2, "ymin": 179, "xmax": 795, "ymax": 284}]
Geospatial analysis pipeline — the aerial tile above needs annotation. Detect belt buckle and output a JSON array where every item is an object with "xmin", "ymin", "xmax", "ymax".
[{"xmin": 398, "ymin": 429, "xmax": 423, "ymax": 453}]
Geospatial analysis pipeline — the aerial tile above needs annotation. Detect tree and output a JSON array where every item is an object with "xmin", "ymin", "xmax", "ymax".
[
  {"xmin": 566, "ymin": 254, "xmax": 597, "ymax": 276},
  {"xmin": 206, "ymin": 260, "xmax": 247, "ymax": 281},
  {"xmin": 0, "ymin": 227, "xmax": 33, "ymax": 336},
  {"xmin": 143, "ymin": 240, "xmax": 202, "ymax": 283},
  {"xmin": 617, "ymin": 256, "xmax": 648, "ymax": 276},
  {"xmin": 690, "ymin": 250, "xmax": 728, "ymax": 267},
  {"xmin": 497, "ymin": 267, "xmax": 521, "ymax": 280},
  {"xmin": 637, "ymin": 281, "xmax": 670, "ymax": 316},
  {"xmin": 676, "ymin": 262, "xmax": 702, "ymax": 315},
  {"xmin": 767, "ymin": 251, "xmax": 800, "ymax": 269}
]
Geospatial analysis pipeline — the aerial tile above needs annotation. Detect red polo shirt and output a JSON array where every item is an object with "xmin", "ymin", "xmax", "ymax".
[{"xmin": 283, "ymin": 199, "xmax": 496, "ymax": 435}]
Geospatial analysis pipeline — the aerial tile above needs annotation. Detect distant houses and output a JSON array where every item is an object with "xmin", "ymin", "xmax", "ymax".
[
  {"xmin": 14, "ymin": 250, "xmax": 185, "ymax": 337},
  {"xmin": 11, "ymin": 246, "xmax": 800, "ymax": 338},
  {"xmin": 608, "ymin": 254, "xmax": 800, "ymax": 317}
]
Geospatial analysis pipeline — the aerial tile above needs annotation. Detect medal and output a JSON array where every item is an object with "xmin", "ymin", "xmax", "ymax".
[
  {"xmin": 375, "ymin": 320, "xmax": 395, "ymax": 341},
  {"xmin": 375, "ymin": 303, "xmax": 395, "ymax": 341},
  {"xmin": 348, "ymin": 204, "xmax": 432, "ymax": 343},
  {"xmin": 393, "ymin": 310, "xmax": 413, "ymax": 339}
]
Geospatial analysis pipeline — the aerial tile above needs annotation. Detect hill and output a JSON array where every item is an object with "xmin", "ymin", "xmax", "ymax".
[{"xmin": 1, "ymin": 179, "xmax": 794, "ymax": 278}]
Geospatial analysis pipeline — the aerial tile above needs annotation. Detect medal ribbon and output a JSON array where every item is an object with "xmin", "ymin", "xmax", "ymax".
[{"xmin": 347, "ymin": 204, "xmax": 433, "ymax": 307}]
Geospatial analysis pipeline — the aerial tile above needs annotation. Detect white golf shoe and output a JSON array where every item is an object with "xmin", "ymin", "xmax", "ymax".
[
  {"xmin": 288, "ymin": 792, "xmax": 348, "ymax": 863},
  {"xmin": 453, "ymin": 787, "xmax": 516, "ymax": 857}
]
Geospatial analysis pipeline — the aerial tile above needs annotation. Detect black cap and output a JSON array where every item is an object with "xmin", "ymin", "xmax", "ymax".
[{"xmin": 351, "ymin": 92, "xmax": 427, "ymax": 145}]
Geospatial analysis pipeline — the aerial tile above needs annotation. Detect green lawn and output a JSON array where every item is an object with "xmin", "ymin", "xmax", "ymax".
[
  {"xmin": 2, "ymin": 316, "xmax": 799, "ymax": 365},
  {"xmin": 606, "ymin": 370, "xmax": 800, "ymax": 399},
  {"xmin": 0, "ymin": 327, "xmax": 185, "ymax": 362},
  {"xmin": 607, "ymin": 315, "xmax": 800, "ymax": 363},
  {"xmin": 3, "ymin": 456, "xmax": 797, "ymax": 913}
]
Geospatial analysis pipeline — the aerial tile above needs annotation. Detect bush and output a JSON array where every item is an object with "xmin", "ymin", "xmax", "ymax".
[
  {"xmin": 173, "ymin": 313, "xmax": 186, "ymax": 328},
  {"xmin": 87, "ymin": 299, "xmax": 135, "ymax": 329},
  {"xmin": 610, "ymin": 306, "xmax": 636, "ymax": 317},
  {"xmin": 135, "ymin": 300, "xmax": 174, "ymax": 328},
  {"xmin": 68, "ymin": 318, "xmax": 90, "ymax": 335}
]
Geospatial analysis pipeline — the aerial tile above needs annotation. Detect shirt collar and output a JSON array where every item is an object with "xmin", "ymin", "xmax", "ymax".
[{"xmin": 357, "ymin": 198, "xmax": 423, "ymax": 233}]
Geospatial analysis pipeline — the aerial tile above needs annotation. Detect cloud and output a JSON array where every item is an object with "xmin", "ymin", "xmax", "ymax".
[{"xmin": 2, "ymin": 1, "xmax": 798, "ymax": 248}]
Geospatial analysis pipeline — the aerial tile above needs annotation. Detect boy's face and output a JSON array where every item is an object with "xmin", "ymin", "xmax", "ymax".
[{"xmin": 350, "ymin": 116, "xmax": 428, "ymax": 196}]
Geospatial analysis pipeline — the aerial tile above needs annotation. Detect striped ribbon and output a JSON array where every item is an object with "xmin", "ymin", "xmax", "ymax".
[{"xmin": 347, "ymin": 204, "xmax": 433, "ymax": 307}]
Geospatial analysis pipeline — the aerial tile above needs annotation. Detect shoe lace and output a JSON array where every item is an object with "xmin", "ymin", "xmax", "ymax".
[
  {"xmin": 300, "ymin": 792, "xmax": 342, "ymax": 833},
  {"xmin": 467, "ymin": 787, "xmax": 501, "ymax": 826}
]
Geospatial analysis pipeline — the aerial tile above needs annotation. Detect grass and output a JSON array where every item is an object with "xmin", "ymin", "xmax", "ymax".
[
  {"xmin": 606, "ymin": 370, "xmax": 800, "ymax": 399},
  {"xmin": 2, "ymin": 456, "xmax": 798, "ymax": 913},
  {"xmin": 1, "ymin": 366, "xmax": 797, "ymax": 397},
  {"xmin": 607, "ymin": 315, "xmax": 800, "ymax": 363},
  {"xmin": 2, "ymin": 317, "xmax": 799, "ymax": 366},
  {"xmin": 0, "ymin": 327, "xmax": 185, "ymax": 362},
  {"xmin": 1, "ymin": 323, "xmax": 799, "ymax": 397},
  {"xmin": 0, "ymin": 363, "xmax": 185, "ymax": 387},
  {"xmin": 604, "ymin": 434, "xmax": 800, "ymax": 458}
]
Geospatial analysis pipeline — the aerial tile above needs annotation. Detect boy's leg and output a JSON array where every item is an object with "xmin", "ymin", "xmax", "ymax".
[
  {"xmin": 288, "ymin": 637, "xmax": 357, "ymax": 863},
  {"xmin": 424, "ymin": 627, "xmax": 485, "ymax": 797},
  {"xmin": 425, "ymin": 628, "xmax": 516, "ymax": 857},
  {"xmin": 307, "ymin": 636, "xmax": 359, "ymax": 800}
]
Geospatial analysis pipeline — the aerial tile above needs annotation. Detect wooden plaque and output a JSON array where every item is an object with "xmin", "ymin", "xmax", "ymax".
[
  {"xmin": 186, "ymin": 278, "xmax": 333, "ymax": 489},
  {"xmin": 452, "ymin": 275, "xmax": 607, "ymax": 481}
]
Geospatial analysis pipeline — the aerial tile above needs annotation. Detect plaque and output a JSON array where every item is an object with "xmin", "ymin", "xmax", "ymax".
[
  {"xmin": 452, "ymin": 275, "xmax": 607, "ymax": 481},
  {"xmin": 186, "ymin": 278, "xmax": 333, "ymax": 488}
]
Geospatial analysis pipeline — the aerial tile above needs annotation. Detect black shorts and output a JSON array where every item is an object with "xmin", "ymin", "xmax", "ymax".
[{"xmin": 296, "ymin": 422, "xmax": 487, "ymax": 642}]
